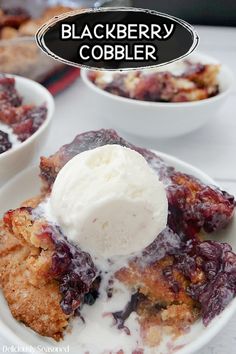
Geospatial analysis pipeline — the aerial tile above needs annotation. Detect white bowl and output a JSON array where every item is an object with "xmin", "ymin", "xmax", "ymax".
[
  {"xmin": 0, "ymin": 152, "xmax": 235, "ymax": 354},
  {"xmin": 0, "ymin": 75, "xmax": 55, "ymax": 186},
  {"xmin": 81, "ymin": 52, "xmax": 233, "ymax": 139}
]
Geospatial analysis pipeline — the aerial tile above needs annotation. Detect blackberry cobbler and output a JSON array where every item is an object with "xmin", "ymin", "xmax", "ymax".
[
  {"xmin": 89, "ymin": 60, "xmax": 220, "ymax": 103},
  {"xmin": 0, "ymin": 129, "xmax": 235, "ymax": 352},
  {"xmin": 0, "ymin": 75, "xmax": 47, "ymax": 154},
  {"xmin": 0, "ymin": 6, "xmax": 73, "ymax": 78}
]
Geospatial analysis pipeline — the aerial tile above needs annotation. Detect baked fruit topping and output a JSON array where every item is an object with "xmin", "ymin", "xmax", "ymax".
[
  {"xmin": 40, "ymin": 129, "xmax": 235, "ymax": 239},
  {"xmin": 89, "ymin": 61, "xmax": 220, "ymax": 103},
  {"xmin": 0, "ymin": 74, "xmax": 47, "ymax": 154}
]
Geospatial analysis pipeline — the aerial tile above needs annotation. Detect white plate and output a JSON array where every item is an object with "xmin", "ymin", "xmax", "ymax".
[{"xmin": 0, "ymin": 151, "xmax": 235, "ymax": 354}]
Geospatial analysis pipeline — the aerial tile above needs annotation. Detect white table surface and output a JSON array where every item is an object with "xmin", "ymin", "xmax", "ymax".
[{"xmin": 0, "ymin": 25, "xmax": 236, "ymax": 354}]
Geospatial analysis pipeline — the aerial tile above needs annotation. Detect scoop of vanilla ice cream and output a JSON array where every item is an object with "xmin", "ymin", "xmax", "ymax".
[{"xmin": 50, "ymin": 145, "xmax": 168, "ymax": 258}]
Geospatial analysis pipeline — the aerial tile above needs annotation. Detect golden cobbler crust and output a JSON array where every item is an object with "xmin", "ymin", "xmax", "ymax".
[{"xmin": 0, "ymin": 209, "xmax": 69, "ymax": 341}]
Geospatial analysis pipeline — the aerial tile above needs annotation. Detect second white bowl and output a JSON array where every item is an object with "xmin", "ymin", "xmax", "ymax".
[{"xmin": 81, "ymin": 52, "xmax": 233, "ymax": 139}]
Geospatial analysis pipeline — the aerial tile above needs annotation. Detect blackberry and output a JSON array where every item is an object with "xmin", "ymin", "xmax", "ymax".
[{"xmin": 0, "ymin": 130, "xmax": 12, "ymax": 154}]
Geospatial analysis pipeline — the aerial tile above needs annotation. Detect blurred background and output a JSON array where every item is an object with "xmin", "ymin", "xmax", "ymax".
[
  {"xmin": 133, "ymin": 0, "xmax": 236, "ymax": 26},
  {"xmin": 0, "ymin": 0, "xmax": 234, "ymax": 86},
  {"xmin": 1, "ymin": 0, "xmax": 236, "ymax": 26}
]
